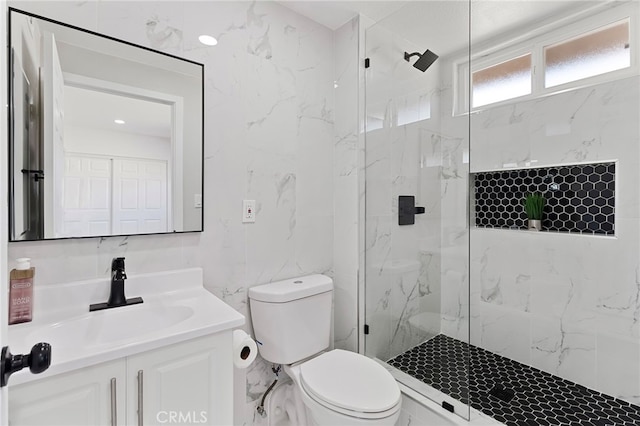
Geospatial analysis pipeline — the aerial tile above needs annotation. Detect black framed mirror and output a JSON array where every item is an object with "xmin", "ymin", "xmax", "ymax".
[{"xmin": 8, "ymin": 8, "xmax": 204, "ymax": 241}]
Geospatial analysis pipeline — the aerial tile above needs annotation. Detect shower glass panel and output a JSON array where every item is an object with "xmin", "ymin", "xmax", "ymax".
[
  {"xmin": 363, "ymin": 1, "xmax": 471, "ymax": 419},
  {"xmin": 468, "ymin": 0, "xmax": 640, "ymax": 424}
]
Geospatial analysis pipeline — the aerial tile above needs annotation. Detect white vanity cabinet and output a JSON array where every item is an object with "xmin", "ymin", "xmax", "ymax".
[
  {"xmin": 9, "ymin": 333, "xmax": 233, "ymax": 426},
  {"xmin": 9, "ymin": 359, "xmax": 126, "ymax": 425},
  {"xmin": 126, "ymin": 332, "xmax": 233, "ymax": 426}
]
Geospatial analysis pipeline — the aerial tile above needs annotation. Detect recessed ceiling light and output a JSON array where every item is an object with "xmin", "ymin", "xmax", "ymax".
[
  {"xmin": 199, "ymin": 35, "xmax": 218, "ymax": 46},
  {"xmin": 114, "ymin": 119, "xmax": 125, "ymax": 124}
]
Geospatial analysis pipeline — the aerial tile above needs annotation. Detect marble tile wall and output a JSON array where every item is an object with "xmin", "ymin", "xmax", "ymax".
[
  {"xmin": 4, "ymin": 1, "xmax": 350, "ymax": 424},
  {"xmin": 462, "ymin": 75, "xmax": 640, "ymax": 405},
  {"xmin": 363, "ymin": 24, "xmax": 443, "ymax": 362},
  {"xmin": 424, "ymin": 5, "xmax": 640, "ymax": 404},
  {"xmin": 333, "ymin": 16, "xmax": 359, "ymax": 353},
  {"xmin": 433, "ymin": 54, "xmax": 470, "ymax": 343}
]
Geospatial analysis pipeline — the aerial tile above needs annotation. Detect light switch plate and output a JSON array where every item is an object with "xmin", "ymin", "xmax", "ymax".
[
  {"xmin": 243, "ymin": 200, "xmax": 256, "ymax": 223},
  {"xmin": 194, "ymin": 194, "xmax": 202, "ymax": 208}
]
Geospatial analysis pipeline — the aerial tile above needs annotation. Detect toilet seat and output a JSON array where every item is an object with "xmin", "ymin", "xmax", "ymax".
[{"xmin": 299, "ymin": 350, "xmax": 401, "ymax": 419}]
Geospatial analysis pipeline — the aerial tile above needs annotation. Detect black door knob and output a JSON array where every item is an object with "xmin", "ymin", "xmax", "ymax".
[{"xmin": 0, "ymin": 342, "xmax": 51, "ymax": 387}]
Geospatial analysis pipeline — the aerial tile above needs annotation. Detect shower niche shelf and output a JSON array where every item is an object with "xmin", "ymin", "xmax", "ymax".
[{"xmin": 472, "ymin": 162, "xmax": 615, "ymax": 236}]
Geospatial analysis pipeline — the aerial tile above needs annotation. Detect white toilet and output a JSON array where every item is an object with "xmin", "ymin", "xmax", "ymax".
[{"xmin": 249, "ymin": 275, "xmax": 401, "ymax": 426}]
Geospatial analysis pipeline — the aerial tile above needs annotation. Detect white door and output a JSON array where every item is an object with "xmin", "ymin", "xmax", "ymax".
[
  {"xmin": 60, "ymin": 155, "xmax": 112, "ymax": 237},
  {"xmin": 42, "ymin": 31, "xmax": 65, "ymax": 239},
  {"xmin": 112, "ymin": 159, "xmax": 168, "ymax": 235}
]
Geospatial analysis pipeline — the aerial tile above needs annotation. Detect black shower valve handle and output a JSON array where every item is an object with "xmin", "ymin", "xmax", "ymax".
[{"xmin": 398, "ymin": 195, "xmax": 425, "ymax": 225}]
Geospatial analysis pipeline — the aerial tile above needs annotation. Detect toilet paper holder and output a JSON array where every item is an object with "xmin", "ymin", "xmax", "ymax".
[{"xmin": 233, "ymin": 329, "xmax": 258, "ymax": 369}]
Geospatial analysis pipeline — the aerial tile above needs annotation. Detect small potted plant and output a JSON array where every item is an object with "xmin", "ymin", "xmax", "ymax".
[{"xmin": 524, "ymin": 193, "xmax": 544, "ymax": 231}]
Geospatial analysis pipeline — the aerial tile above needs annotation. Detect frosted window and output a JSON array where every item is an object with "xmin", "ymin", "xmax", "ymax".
[
  {"xmin": 472, "ymin": 54, "xmax": 531, "ymax": 108},
  {"xmin": 545, "ymin": 20, "xmax": 630, "ymax": 88}
]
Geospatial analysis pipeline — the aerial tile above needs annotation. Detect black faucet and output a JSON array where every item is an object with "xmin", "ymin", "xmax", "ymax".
[
  {"xmin": 89, "ymin": 257, "xmax": 143, "ymax": 312},
  {"xmin": 107, "ymin": 257, "xmax": 127, "ymax": 306}
]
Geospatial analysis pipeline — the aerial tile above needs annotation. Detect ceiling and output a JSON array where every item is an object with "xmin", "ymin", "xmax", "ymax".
[
  {"xmin": 277, "ymin": 0, "xmax": 595, "ymax": 56},
  {"xmin": 275, "ymin": 1, "xmax": 409, "ymax": 30},
  {"xmin": 65, "ymin": 86, "xmax": 171, "ymax": 139}
]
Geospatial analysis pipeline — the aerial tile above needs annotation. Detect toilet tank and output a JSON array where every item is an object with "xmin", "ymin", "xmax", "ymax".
[{"xmin": 248, "ymin": 275, "xmax": 333, "ymax": 365}]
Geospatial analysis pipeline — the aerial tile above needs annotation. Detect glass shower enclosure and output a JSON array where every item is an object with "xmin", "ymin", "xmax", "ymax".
[
  {"xmin": 363, "ymin": 0, "xmax": 471, "ymax": 419},
  {"xmin": 364, "ymin": 0, "xmax": 640, "ymax": 424}
]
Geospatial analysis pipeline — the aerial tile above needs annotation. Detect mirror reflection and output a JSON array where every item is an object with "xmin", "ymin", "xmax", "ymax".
[{"xmin": 9, "ymin": 9, "xmax": 204, "ymax": 241}]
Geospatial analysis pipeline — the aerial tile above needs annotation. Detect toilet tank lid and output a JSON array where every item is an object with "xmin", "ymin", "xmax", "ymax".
[{"xmin": 248, "ymin": 275, "xmax": 333, "ymax": 303}]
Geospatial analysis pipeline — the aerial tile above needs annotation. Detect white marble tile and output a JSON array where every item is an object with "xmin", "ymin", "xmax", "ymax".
[
  {"xmin": 296, "ymin": 127, "xmax": 334, "ymax": 219},
  {"xmin": 204, "ymin": 138, "xmax": 248, "ymax": 222},
  {"xmin": 98, "ymin": 0, "xmax": 185, "ymax": 55},
  {"xmin": 333, "ymin": 176, "xmax": 359, "ymax": 277},
  {"xmin": 10, "ymin": 0, "xmax": 98, "ymax": 30},
  {"xmin": 391, "ymin": 123, "xmax": 421, "ymax": 182},
  {"xmin": 365, "ymin": 129, "xmax": 393, "ymax": 217},
  {"xmin": 365, "ymin": 214, "xmax": 392, "ymax": 267},
  {"xmin": 471, "ymin": 112, "xmax": 531, "ymax": 172},
  {"xmin": 245, "ymin": 355, "xmax": 275, "ymax": 403},
  {"xmin": 529, "ymin": 77, "xmax": 640, "ymax": 167},
  {"xmin": 440, "ymin": 260, "xmax": 470, "ymax": 342},
  {"xmin": 596, "ymin": 333, "xmax": 640, "ymax": 405},
  {"xmin": 388, "ymin": 265, "xmax": 422, "ymax": 357},
  {"xmin": 471, "ymin": 231, "xmax": 532, "ymax": 314},
  {"xmin": 477, "ymin": 303, "xmax": 531, "ymax": 365},
  {"xmin": 199, "ymin": 219, "xmax": 247, "ymax": 314},
  {"xmin": 416, "ymin": 250, "xmax": 442, "ymax": 334},
  {"xmin": 365, "ymin": 267, "xmax": 394, "ymax": 361},
  {"xmin": 295, "ymin": 215, "xmax": 333, "ymax": 277},
  {"xmin": 333, "ymin": 272, "xmax": 358, "ymax": 352},
  {"xmin": 181, "ymin": 1, "xmax": 248, "ymax": 55},
  {"xmin": 8, "ymin": 239, "xmax": 99, "ymax": 286},
  {"xmin": 332, "ymin": 18, "xmax": 359, "ymax": 353},
  {"xmin": 95, "ymin": 234, "xmax": 188, "ymax": 278},
  {"xmin": 391, "ymin": 226, "xmax": 420, "ymax": 268},
  {"xmin": 531, "ymin": 315, "xmax": 597, "ymax": 389}
]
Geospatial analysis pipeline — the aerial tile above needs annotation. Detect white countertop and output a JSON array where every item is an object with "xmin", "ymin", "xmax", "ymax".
[{"xmin": 8, "ymin": 268, "xmax": 245, "ymax": 386}]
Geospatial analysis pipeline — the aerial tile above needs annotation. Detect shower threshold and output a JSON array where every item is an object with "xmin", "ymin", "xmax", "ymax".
[{"xmin": 387, "ymin": 334, "xmax": 640, "ymax": 426}]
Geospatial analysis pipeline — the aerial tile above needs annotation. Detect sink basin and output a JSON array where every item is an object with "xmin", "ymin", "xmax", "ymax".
[
  {"xmin": 27, "ymin": 304, "xmax": 194, "ymax": 349},
  {"xmin": 8, "ymin": 268, "xmax": 245, "ymax": 386}
]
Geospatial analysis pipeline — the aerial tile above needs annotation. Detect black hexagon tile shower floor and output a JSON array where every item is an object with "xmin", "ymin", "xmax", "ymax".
[{"xmin": 388, "ymin": 334, "xmax": 640, "ymax": 425}]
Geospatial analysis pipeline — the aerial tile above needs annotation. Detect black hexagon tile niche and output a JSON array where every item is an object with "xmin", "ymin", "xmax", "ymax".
[
  {"xmin": 473, "ymin": 162, "xmax": 615, "ymax": 235},
  {"xmin": 388, "ymin": 334, "xmax": 640, "ymax": 426}
]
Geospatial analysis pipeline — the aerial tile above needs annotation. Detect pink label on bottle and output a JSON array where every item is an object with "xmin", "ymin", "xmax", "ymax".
[{"xmin": 9, "ymin": 277, "xmax": 33, "ymax": 324}]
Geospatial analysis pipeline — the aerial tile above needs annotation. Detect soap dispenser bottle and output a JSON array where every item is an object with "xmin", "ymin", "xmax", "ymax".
[{"xmin": 9, "ymin": 258, "xmax": 35, "ymax": 324}]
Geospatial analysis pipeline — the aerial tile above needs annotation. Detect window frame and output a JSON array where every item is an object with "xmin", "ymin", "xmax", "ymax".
[{"xmin": 454, "ymin": 2, "xmax": 639, "ymax": 116}]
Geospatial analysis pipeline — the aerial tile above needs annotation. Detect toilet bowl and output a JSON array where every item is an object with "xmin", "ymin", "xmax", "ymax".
[
  {"xmin": 285, "ymin": 350, "xmax": 401, "ymax": 426},
  {"xmin": 248, "ymin": 275, "xmax": 402, "ymax": 426}
]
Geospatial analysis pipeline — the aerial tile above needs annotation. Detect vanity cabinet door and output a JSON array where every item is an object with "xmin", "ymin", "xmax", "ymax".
[
  {"xmin": 9, "ymin": 359, "xmax": 126, "ymax": 426},
  {"xmin": 126, "ymin": 332, "xmax": 233, "ymax": 426}
]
